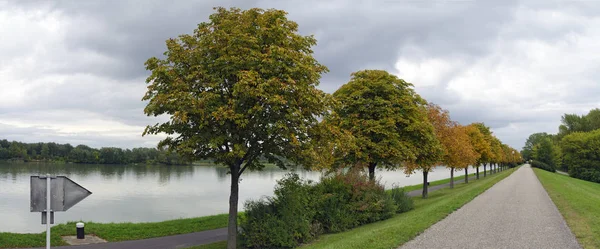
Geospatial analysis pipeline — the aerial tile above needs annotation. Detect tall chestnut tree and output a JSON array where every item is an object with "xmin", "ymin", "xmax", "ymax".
[{"xmin": 142, "ymin": 7, "xmax": 329, "ymax": 248}]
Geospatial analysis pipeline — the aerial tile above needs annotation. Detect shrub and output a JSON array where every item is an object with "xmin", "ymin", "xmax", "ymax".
[
  {"xmin": 561, "ymin": 130, "xmax": 600, "ymax": 183},
  {"xmin": 531, "ymin": 160, "xmax": 555, "ymax": 172},
  {"xmin": 389, "ymin": 186, "xmax": 414, "ymax": 213},
  {"xmin": 313, "ymin": 170, "xmax": 396, "ymax": 233},
  {"xmin": 241, "ymin": 170, "xmax": 397, "ymax": 248},
  {"xmin": 240, "ymin": 174, "xmax": 317, "ymax": 249}
]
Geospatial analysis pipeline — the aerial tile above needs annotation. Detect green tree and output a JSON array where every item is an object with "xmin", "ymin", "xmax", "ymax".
[
  {"xmin": 330, "ymin": 69, "xmax": 436, "ymax": 181},
  {"xmin": 401, "ymin": 105, "xmax": 444, "ymax": 198},
  {"xmin": 558, "ymin": 108, "xmax": 600, "ymax": 138},
  {"xmin": 521, "ymin": 132, "xmax": 549, "ymax": 160},
  {"xmin": 472, "ymin": 123, "xmax": 495, "ymax": 177},
  {"xmin": 466, "ymin": 123, "xmax": 492, "ymax": 179},
  {"xmin": 561, "ymin": 129, "xmax": 600, "ymax": 182},
  {"xmin": 142, "ymin": 7, "xmax": 329, "ymax": 248},
  {"xmin": 532, "ymin": 137, "xmax": 560, "ymax": 169},
  {"xmin": 41, "ymin": 144, "xmax": 50, "ymax": 159}
]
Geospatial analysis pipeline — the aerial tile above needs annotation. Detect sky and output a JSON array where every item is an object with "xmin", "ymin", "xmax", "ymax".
[{"xmin": 1, "ymin": 0, "xmax": 599, "ymax": 150}]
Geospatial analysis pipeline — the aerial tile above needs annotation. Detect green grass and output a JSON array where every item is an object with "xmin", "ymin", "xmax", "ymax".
[
  {"xmin": 396, "ymin": 168, "xmax": 492, "ymax": 193},
  {"xmin": 534, "ymin": 168, "xmax": 600, "ymax": 249},
  {"xmin": 0, "ymin": 214, "xmax": 230, "ymax": 248},
  {"xmin": 300, "ymin": 167, "xmax": 518, "ymax": 249},
  {"xmin": 185, "ymin": 241, "xmax": 227, "ymax": 249}
]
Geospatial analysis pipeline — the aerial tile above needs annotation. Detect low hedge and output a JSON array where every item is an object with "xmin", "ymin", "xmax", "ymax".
[
  {"xmin": 531, "ymin": 160, "xmax": 555, "ymax": 172},
  {"xmin": 240, "ymin": 170, "xmax": 412, "ymax": 248}
]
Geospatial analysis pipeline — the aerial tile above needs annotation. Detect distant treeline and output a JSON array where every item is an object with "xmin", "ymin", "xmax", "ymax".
[
  {"xmin": 523, "ymin": 108, "xmax": 600, "ymax": 183},
  {"xmin": 0, "ymin": 139, "xmax": 189, "ymax": 165}
]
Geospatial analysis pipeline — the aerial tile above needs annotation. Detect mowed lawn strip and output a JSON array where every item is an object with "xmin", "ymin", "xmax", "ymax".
[
  {"xmin": 0, "ymin": 214, "xmax": 230, "ymax": 248},
  {"xmin": 534, "ymin": 168, "xmax": 600, "ymax": 249},
  {"xmin": 300, "ymin": 167, "xmax": 518, "ymax": 249}
]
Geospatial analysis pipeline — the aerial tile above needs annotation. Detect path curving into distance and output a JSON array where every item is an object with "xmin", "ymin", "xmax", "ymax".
[{"xmin": 399, "ymin": 165, "xmax": 581, "ymax": 249}]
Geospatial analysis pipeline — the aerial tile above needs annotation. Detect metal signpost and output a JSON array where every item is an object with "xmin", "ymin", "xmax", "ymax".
[{"xmin": 31, "ymin": 175, "xmax": 92, "ymax": 249}]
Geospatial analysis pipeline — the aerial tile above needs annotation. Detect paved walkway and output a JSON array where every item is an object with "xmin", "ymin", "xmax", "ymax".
[{"xmin": 399, "ymin": 165, "xmax": 581, "ymax": 249}]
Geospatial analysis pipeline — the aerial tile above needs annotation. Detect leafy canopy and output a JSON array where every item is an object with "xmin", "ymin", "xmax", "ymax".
[
  {"xmin": 425, "ymin": 104, "xmax": 477, "ymax": 170},
  {"xmin": 142, "ymin": 7, "xmax": 330, "ymax": 171},
  {"xmin": 466, "ymin": 123, "xmax": 491, "ymax": 166},
  {"xmin": 330, "ymin": 70, "xmax": 440, "ymax": 171}
]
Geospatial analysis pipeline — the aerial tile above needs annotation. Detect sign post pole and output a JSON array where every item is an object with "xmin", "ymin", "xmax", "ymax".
[{"xmin": 46, "ymin": 174, "xmax": 51, "ymax": 249}]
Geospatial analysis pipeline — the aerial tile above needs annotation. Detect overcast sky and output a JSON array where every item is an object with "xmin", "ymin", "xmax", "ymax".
[{"xmin": 1, "ymin": 0, "xmax": 599, "ymax": 150}]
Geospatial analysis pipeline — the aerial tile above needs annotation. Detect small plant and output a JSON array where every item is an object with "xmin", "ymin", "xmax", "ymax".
[{"xmin": 389, "ymin": 184, "xmax": 414, "ymax": 213}]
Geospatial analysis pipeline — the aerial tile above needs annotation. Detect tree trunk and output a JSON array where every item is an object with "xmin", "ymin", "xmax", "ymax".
[
  {"xmin": 450, "ymin": 168, "xmax": 454, "ymax": 188},
  {"xmin": 368, "ymin": 162, "xmax": 377, "ymax": 181},
  {"xmin": 465, "ymin": 167, "xmax": 468, "ymax": 184},
  {"xmin": 483, "ymin": 163, "xmax": 487, "ymax": 177},
  {"xmin": 476, "ymin": 166, "xmax": 480, "ymax": 180},
  {"xmin": 227, "ymin": 164, "xmax": 240, "ymax": 249},
  {"xmin": 422, "ymin": 170, "xmax": 429, "ymax": 198}
]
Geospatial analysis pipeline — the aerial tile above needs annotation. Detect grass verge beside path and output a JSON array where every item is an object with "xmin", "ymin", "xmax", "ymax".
[
  {"xmin": 0, "ymin": 214, "xmax": 230, "ymax": 248},
  {"xmin": 301, "ymin": 167, "xmax": 518, "ymax": 249},
  {"xmin": 534, "ymin": 168, "xmax": 600, "ymax": 249}
]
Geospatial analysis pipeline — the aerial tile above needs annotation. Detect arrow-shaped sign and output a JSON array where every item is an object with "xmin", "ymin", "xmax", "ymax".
[
  {"xmin": 31, "ymin": 175, "xmax": 92, "ymax": 249},
  {"xmin": 31, "ymin": 176, "xmax": 92, "ymax": 212}
]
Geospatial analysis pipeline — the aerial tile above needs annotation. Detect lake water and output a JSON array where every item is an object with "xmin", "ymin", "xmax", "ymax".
[{"xmin": 0, "ymin": 161, "xmax": 483, "ymax": 233}]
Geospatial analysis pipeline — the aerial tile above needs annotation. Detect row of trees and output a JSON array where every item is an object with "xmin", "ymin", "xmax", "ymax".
[
  {"xmin": 523, "ymin": 108, "xmax": 600, "ymax": 182},
  {"xmin": 142, "ymin": 7, "xmax": 522, "ymax": 248},
  {"xmin": 0, "ymin": 140, "xmax": 189, "ymax": 165}
]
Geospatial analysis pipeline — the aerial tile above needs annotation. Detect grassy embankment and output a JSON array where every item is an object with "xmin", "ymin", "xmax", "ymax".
[
  {"xmin": 0, "ymin": 168, "xmax": 505, "ymax": 248},
  {"xmin": 189, "ymin": 167, "xmax": 517, "ymax": 249},
  {"xmin": 534, "ymin": 168, "xmax": 600, "ymax": 249}
]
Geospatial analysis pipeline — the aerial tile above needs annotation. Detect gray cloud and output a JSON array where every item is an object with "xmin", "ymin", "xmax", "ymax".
[{"xmin": 2, "ymin": 0, "xmax": 600, "ymax": 150}]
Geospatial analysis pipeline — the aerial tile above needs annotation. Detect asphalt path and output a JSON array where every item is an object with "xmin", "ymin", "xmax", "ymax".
[{"xmin": 399, "ymin": 165, "xmax": 581, "ymax": 249}]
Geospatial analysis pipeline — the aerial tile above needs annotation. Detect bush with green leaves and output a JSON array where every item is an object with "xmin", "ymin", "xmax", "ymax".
[
  {"xmin": 240, "ymin": 171, "xmax": 397, "ymax": 248},
  {"xmin": 240, "ymin": 174, "xmax": 318, "ymax": 249},
  {"xmin": 531, "ymin": 160, "xmax": 555, "ymax": 172},
  {"xmin": 313, "ymin": 170, "xmax": 396, "ymax": 232},
  {"xmin": 389, "ymin": 186, "xmax": 414, "ymax": 213},
  {"xmin": 561, "ymin": 130, "xmax": 600, "ymax": 183}
]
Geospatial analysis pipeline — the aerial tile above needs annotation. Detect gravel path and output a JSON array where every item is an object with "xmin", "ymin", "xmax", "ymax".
[{"xmin": 399, "ymin": 165, "xmax": 581, "ymax": 249}]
